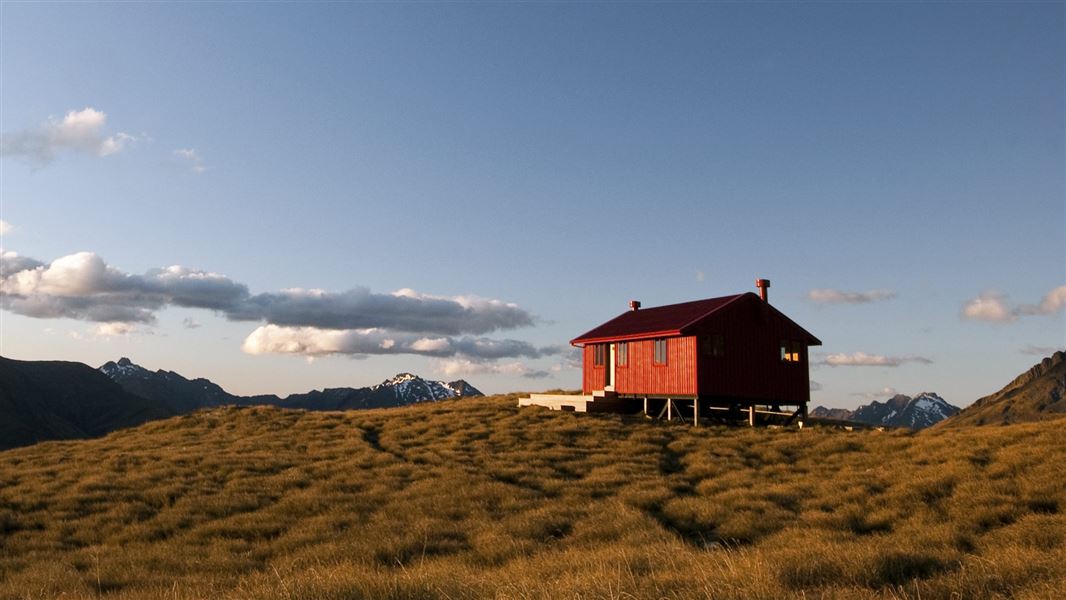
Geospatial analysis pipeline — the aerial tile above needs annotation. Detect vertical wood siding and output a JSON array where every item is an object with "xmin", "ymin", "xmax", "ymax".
[
  {"xmin": 582, "ymin": 345, "xmax": 607, "ymax": 393},
  {"xmin": 693, "ymin": 297, "xmax": 810, "ymax": 404},
  {"xmin": 614, "ymin": 337, "xmax": 698, "ymax": 396}
]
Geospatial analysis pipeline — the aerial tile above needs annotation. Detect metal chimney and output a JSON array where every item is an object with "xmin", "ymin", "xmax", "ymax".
[
  {"xmin": 629, "ymin": 300, "xmax": 641, "ymax": 311},
  {"xmin": 755, "ymin": 279, "xmax": 770, "ymax": 302}
]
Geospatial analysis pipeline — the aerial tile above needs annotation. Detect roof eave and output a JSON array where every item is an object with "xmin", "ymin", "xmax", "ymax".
[{"xmin": 571, "ymin": 329, "xmax": 684, "ymax": 346}]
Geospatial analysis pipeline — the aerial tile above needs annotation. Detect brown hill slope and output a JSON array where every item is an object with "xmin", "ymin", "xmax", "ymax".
[
  {"xmin": 941, "ymin": 351, "xmax": 1066, "ymax": 427},
  {"xmin": 0, "ymin": 396, "xmax": 1064, "ymax": 599}
]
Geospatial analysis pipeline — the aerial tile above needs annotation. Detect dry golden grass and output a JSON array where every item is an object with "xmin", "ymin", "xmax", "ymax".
[{"xmin": 0, "ymin": 394, "xmax": 1063, "ymax": 599}]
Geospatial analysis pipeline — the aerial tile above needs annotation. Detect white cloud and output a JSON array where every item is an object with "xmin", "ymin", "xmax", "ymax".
[
  {"xmin": 434, "ymin": 358, "xmax": 550, "ymax": 380},
  {"xmin": 93, "ymin": 322, "xmax": 140, "ymax": 337},
  {"xmin": 173, "ymin": 148, "xmax": 207, "ymax": 173},
  {"xmin": 0, "ymin": 250, "xmax": 245, "ymax": 323},
  {"xmin": 695, "ymin": 270, "xmax": 705, "ymax": 282},
  {"xmin": 1, "ymin": 107, "xmax": 136, "ymax": 164},
  {"xmin": 0, "ymin": 220, "xmax": 11, "ymax": 236},
  {"xmin": 821, "ymin": 352, "xmax": 932, "ymax": 367},
  {"xmin": 807, "ymin": 288, "xmax": 896, "ymax": 305},
  {"xmin": 240, "ymin": 324, "xmax": 554, "ymax": 360},
  {"xmin": 182, "ymin": 317, "xmax": 202, "ymax": 329},
  {"xmin": 962, "ymin": 285, "xmax": 1066, "ymax": 323},
  {"xmin": 809, "ymin": 380, "xmax": 823, "ymax": 391},
  {"xmin": 1016, "ymin": 285, "xmax": 1066, "ymax": 317},
  {"xmin": 961, "ymin": 291, "xmax": 1016, "ymax": 323}
]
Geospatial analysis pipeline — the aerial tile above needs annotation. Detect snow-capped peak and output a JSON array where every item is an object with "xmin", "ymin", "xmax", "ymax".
[
  {"xmin": 370, "ymin": 372, "xmax": 483, "ymax": 404},
  {"xmin": 378, "ymin": 372, "xmax": 419, "ymax": 387},
  {"xmin": 908, "ymin": 392, "xmax": 953, "ymax": 423},
  {"xmin": 100, "ymin": 357, "xmax": 150, "ymax": 379},
  {"xmin": 816, "ymin": 391, "xmax": 961, "ymax": 430}
]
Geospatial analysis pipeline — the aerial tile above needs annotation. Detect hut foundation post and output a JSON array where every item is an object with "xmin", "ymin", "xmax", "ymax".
[
  {"xmin": 667, "ymin": 398, "xmax": 673, "ymax": 422},
  {"xmin": 748, "ymin": 404, "xmax": 755, "ymax": 427},
  {"xmin": 693, "ymin": 399, "xmax": 700, "ymax": 427}
]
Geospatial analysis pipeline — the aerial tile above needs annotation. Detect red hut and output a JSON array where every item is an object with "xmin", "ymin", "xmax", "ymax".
[{"xmin": 562, "ymin": 279, "xmax": 821, "ymax": 424}]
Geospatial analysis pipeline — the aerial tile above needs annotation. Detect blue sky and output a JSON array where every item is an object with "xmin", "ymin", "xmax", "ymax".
[{"xmin": 1, "ymin": 2, "xmax": 1063, "ymax": 408}]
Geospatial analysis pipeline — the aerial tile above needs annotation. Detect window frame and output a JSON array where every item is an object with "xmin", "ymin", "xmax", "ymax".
[
  {"xmin": 593, "ymin": 344, "xmax": 606, "ymax": 367},
  {"xmin": 780, "ymin": 340, "xmax": 802, "ymax": 363},
  {"xmin": 653, "ymin": 339, "xmax": 668, "ymax": 365},
  {"xmin": 616, "ymin": 342, "xmax": 628, "ymax": 367},
  {"xmin": 702, "ymin": 334, "xmax": 725, "ymax": 358}
]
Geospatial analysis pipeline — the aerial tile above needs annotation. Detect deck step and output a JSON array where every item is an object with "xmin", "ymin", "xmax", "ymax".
[{"xmin": 518, "ymin": 392, "xmax": 629, "ymax": 414}]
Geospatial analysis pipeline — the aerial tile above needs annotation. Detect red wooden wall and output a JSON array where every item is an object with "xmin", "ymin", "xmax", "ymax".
[
  {"xmin": 582, "ymin": 344, "xmax": 605, "ymax": 394},
  {"xmin": 582, "ymin": 337, "xmax": 698, "ymax": 396},
  {"xmin": 614, "ymin": 337, "xmax": 697, "ymax": 396}
]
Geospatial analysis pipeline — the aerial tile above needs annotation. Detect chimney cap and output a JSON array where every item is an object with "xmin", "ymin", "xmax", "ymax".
[
  {"xmin": 629, "ymin": 300, "xmax": 641, "ymax": 311},
  {"xmin": 755, "ymin": 278, "xmax": 770, "ymax": 302}
]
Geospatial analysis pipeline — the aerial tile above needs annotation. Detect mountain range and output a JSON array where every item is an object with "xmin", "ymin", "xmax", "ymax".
[
  {"xmin": 0, "ymin": 356, "xmax": 481, "ymax": 450},
  {"xmin": 100, "ymin": 357, "xmax": 483, "ymax": 412},
  {"xmin": 810, "ymin": 392, "xmax": 960, "ymax": 429}
]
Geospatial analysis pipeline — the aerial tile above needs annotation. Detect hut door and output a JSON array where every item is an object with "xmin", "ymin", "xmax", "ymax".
[{"xmin": 607, "ymin": 343, "xmax": 616, "ymax": 389}]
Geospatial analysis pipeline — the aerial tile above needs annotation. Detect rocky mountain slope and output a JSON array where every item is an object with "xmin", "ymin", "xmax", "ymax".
[
  {"xmin": 100, "ymin": 358, "xmax": 263, "ymax": 412},
  {"xmin": 0, "ymin": 356, "xmax": 173, "ymax": 450},
  {"xmin": 940, "ymin": 351, "xmax": 1066, "ymax": 427},
  {"xmin": 279, "ymin": 372, "xmax": 483, "ymax": 410},
  {"xmin": 810, "ymin": 392, "xmax": 960, "ymax": 429}
]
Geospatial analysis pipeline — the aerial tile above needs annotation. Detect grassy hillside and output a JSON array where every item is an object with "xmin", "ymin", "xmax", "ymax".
[{"xmin": 1, "ymin": 395, "xmax": 1063, "ymax": 599}]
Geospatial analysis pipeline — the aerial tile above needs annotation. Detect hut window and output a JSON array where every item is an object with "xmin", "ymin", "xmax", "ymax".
[
  {"xmin": 780, "ymin": 341, "xmax": 801, "ymax": 363},
  {"xmin": 593, "ymin": 344, "xmax": 607, "ymax": 366},
  {"xmin": 702, "ymin": 334, "xmax": 725, "ymax": 357},
  {"xmin": 653, "ymin": 339, "xmax": 668, "ymax": 365},
  {"xmin": 617, "ymin": 342, "xmax": 628, "ymax": 366}
]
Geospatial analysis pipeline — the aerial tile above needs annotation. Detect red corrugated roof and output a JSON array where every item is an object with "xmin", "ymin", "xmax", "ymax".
[{"xmin": 571, "ymin": 294, "xmax": 745, "ymax": 345}]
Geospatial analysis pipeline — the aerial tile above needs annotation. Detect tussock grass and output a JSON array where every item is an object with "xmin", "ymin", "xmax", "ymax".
[{"xmin": 0, "ymin": 394, "xmax": 1064, "ymax": 599}]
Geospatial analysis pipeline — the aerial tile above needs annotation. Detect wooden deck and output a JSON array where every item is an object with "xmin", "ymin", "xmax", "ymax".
[{"xmin": 518, "ymin": 391, "xmax": 629, "ymax": 413}]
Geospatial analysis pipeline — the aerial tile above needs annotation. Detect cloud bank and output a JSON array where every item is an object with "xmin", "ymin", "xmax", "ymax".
[
  {"xmin": 1, "ymin": 248, "xmax": 546, "ymax": 369},
  {"xmin": 819, "ymin": 352, "xmax": 933, "ymax": 367},
  {"xmin": 0, "ymin": 250, "xmax": 533, "ymax": 334},
  {"xmin": 807, "ymin": 288, "xmax": 896, "ymax": 305},
  {"xmin": 1, "ymin": 108, "xmax": 135, "ymax": 165},
  {"xmin": 240, "ymin": 325, "xmax": 553, "ymax": 361},
  {"xmin": 962, "ymin": 286, "xmax": 1066, "ymax": 323},
  {"xmin": 0, "ymin": 221, "xmax": 11, "ymax": 236}
]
